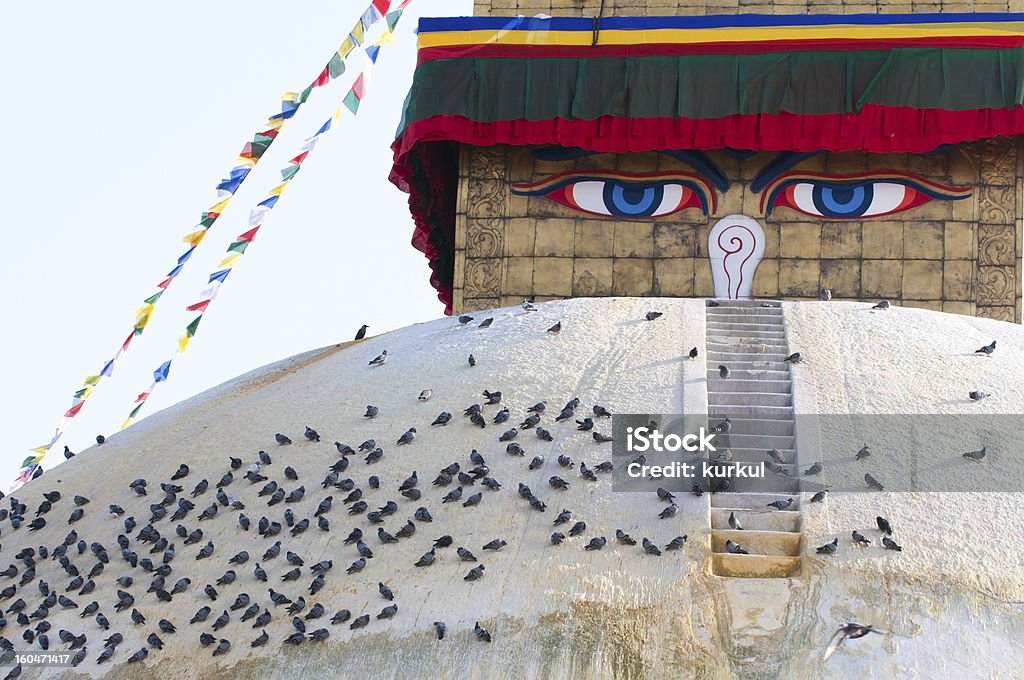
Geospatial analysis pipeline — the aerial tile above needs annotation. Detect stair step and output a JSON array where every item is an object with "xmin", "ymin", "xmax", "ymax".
[
  {"xmin": 711, "ymin": 529, "xmax": 802, "ymax": 557},
  {"xmin": 710, "ymin": 492, "xmax": 800, "ymax": 510},
  {"xmin": 711, "ymin": 553, "xmax": 802, "ymax": 578},
  {"xmin": 716, "ymin": 436, "xmax": 794, "ymax": 450},
  {"xmin": 711, "ymin": 508, "xmax": 801, "ymax": 532},
  {"xmin": 709, "ymin": 405, "xmax": 794, "ymax": 419},
  {"xmin": 708, "ymin": 392, "xmax": 793, "ymax": 407},
  {"xmin": 702, "ymin": 379, "xmax": 791, "ymax": 394}
]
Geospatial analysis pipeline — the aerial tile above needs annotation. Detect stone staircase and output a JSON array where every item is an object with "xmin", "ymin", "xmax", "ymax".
[{"xmin": 703, "ymin": 300, "xmax": 803, "ymax": 578}]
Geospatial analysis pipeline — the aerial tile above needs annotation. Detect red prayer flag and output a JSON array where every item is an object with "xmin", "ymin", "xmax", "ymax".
[
  {"xmin": 135, "ymin": 392, "xmax": 149, "ymax": 403},
  {"xmin": 157, "ymin": 277, "xmax": 173, "ymax": 289},
  {"xmin": 289, "ymin": 151, "xmax": 309, "ymax": 164},
  {"xmin": 64, "ymin": 402, "xmax": 84, "ymax": 418},
  {"xmin": 351, "ymin": 73, "xmax": 366, "ymax": 100},
  {"xmin": 313, "ymin": 67, "xmax": 330, "ymax": 87},
  {"xmin": 373, "ymin": 0, "xmax": 390, "ymax": 14},
  {"xmin": 186, "ymin": 300, "xmax": 212, "ymax": 312},
  {"xmin": 122, "ymin": 332, "xmax": 135, "ymax": 351},
  {"xmin": 236, "ymin": 227, "xmax": 260, "ymax": 242}
]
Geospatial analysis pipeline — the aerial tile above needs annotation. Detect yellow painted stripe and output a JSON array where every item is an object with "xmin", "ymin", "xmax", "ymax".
[{"xmin": 418, "ymin": 23, "xmax": 1024, "ymax": 49}]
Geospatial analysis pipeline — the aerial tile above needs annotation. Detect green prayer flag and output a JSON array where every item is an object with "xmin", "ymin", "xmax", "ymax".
[
  {"xmin": 386, "ymin": 10, "xmax": 402, "ymax": 31},
  {"xmin": 328, "ymin": 52, "xmax": 347, "ymax": 79},
  {"xmin": 343, "ymin": 89, "xmax": 360, "ymax": 115},
  {"xmin": 280, "ymin": 164, "xmax": 301, "ymax": 181},
  {"xmin": 226, "ymin": 240, "xmax": 249, "ymax": 254},
  {"xmin": 144, "ymin": 291, "xmax": 163, "ymax": 305},
  {"xmin": 185, "ymin": 316, "xmax": 202, "ymax": 337}
]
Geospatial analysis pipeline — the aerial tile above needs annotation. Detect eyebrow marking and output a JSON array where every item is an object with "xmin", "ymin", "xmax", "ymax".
[
  {"xmin": 750, "ymin": 151, "xmax": 821, "ymax": 193},
  {"xmin": 528, "ymin": 147, "xmax": 729, "ymax": 191}
]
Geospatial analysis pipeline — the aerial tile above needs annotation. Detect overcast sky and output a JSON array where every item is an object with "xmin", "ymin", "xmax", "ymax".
[{"xmin": 0, "ymin": 0, "xmax": 473, "ymax": 487}]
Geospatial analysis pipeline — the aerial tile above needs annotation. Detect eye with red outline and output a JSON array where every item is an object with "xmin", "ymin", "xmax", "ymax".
[
  {"xmin": 760, "ymin": 172, "xmax": 971, "ymax": 219},
  {"xmin": 512, "ymin": 171, "xmax": 715, "ymax": 219}
]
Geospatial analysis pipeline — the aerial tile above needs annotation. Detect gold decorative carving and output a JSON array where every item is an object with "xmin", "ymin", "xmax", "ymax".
[
  {"xmin": 464, "ymin": 258, "xmax": 503, "ymax": 298},
  {"xmin": 468, "ymin": 146, "xmax": 506, "ymax": 180},
  {"xmin": 977, "ymin": 185, "xmax": 1015, "ymax": 225},
  {"xmin": 466, "ymin": 217, "xmax": 504, "ymax": 258},
  {"xmin": 978, "ymin": 225, "xmax": 1016, "ymax": 266},
  {"xmin": 978, "ymin": 139, "xmax": 1017, "ymax": 186},
  {"xmin": 976, "ymin": 266, "xmax": 1015, "ymax": 306}
]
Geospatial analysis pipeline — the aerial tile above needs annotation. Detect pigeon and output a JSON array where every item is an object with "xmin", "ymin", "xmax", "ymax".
[
  {"xmin": 882, "ymin": 536, "xmax": 903, "ymax": 551},
  {"xmin": 690, "ymin": 482, "xmax": 703, "ymax": 497},
  {"xmin": 975, "ymin": 340, "xmax": 996, "ymax": 355},
  {"xmin": 659, "ymin": 504, "xmax": 678, "ymax": 519},
  {"xmin": 368, "ymin": 350, "xmax": 388, "ymax": 366},
  {"xmin": 969, "ymin": 390, "xmax": 991, "ymax": 401},
  {"xmin": 482, "ymin": 539, "xmax": 506, "ymax": 551},
  {"xmin": 665, "ymin": 536, "xmax": 688, "ymax": 551},
  {"xmin": 468, "ymin": 355, "xmax": 476, "ymax": 367},
  {"xmin": 250, "ymin": 630, "xmax": 269, "ymax": 647},
  {"xmin": 719, "ymin": 365, "xmax": 730, "ymax": 379},
  {"xmin": 816, "ymin": 538, "xmax": 839, "ymax": 555},
  {"xmin": 824, "ymin": 623, "xmax": 884, "ymax": 661},
  {"xmin": 615, "ymin": 529, "xmax": 636, "ymax": 545},
  {"xmin": 855, "ymin": 445, "xmax": 872, "ymax": 461},
  {"xmin": 331, "ymin": 610, "xmax": 351, "ymax": 624},
  {"xmin": 728, "ymin": 512, "xmax": 742, "ymax": 530},
  {"xmin": 784, "ymin": 352, "xmax": 803, "ymax": 364},
  {"xmin": 593, "ymin": 432, "xmax": 614, "ymax": 443},
  {"xmin": 354, "ymin": 324, "xmax": 368, "ymax": 340},
  {"xmin": 350, "ymin": 614, "xmax": 371, "ymax": 630},
  {"xmin": 864, "ymin": 473, "xmax": 884, "ymax": 490},
  {"xmin": 304, "ymin": 427, "xmax": 320, "ymax": 442},
  {"xmin": 804, "ymin": 462, "xmax": 823, "ymax": 476},
  {"xmin": 478, "ymin": 318, "xmax": 493, "ymax": 328},
  {"xmin": 645, "ymin": 311, "xmax": 663, "ymax": 321},
  {"xmin": 688, "ymin": 347, "xmax": 699, "ymax": 360},
  {"xmin": 414, "ymin": 549, "xmax": 436, "ymax": 567},
  {"xmin": 474, "ymin": 621, "xmax": 491, "ymax": 642},
  {"xmin": 820, "ymin": 288, "xmax": 832, "ymax": 301},
  {"xmin": 547, "ymin": 321, "xmax": 561, "ymax": 334},
  {"xmin": 810, "ymin": 490, "xmax": 829, "ymax": 503},
  {"xmin": 397, "ymin": 428, "xmax": 417, "ymax": 446},
  {"xmin": 725, "ymin": 539, "xmax": 748, "ymax": 555},
  {"xmin": 377, "ymin": 604, "xmax": 398, "ymax": 620},
  {"xmin": 876, "ymin": 517, "xmax": 893, "ymax": 535},
  {"xmin": 275, "ymin": 433, "xmax": 292, "ymax": 445},
  {"xmin": 212, "ymin": 639, "xmax": 230, "ymax": 656},
  {"xmin": 458, "ymin": 315, "xmax": 474, "ymax": 325},
  {"xmin": 418, "ymin": 389, "xmax": 432, "ymax": 401},
  {"xmin": 852, "ymin": 531, "xmax": 871, "ymax": 547},
  {"xmin": 191, "ymin": 606, "xmax": 212, "ymax": 624},
  {"xmin": 584, "ymin": 537, "xmax": 607, "ymax": 551},
  {"xmin": 550, "ymin": 532, "xmax": 565, "ymax": 545},
  {"xmin": 128, "ymin": 648, "xmax": 148, "ymax": 663},
  {"xmin": 767, "ymin": 498, "xmax": 793, "ymax": 510},
  {"xmin": 568, "ymin": 521, "xmax": 586, "ymax": 537},
  {"xmin": 593, "ymin": 405, "xmax": 611, "ymax": 418},
  {"xmin": 642, "ymin": 538, "xmax": 662, "ymax": 557},
  {"xmin": 434, "ymin": 621, "xmax": 446, "ymax": 640},
  {"xmin": 962, "ymin": 447, "xmax": 986, "ymax": 461},
  {"xmin": 872, "ymin": 300, "xmax": 890, "ymax": 310}
]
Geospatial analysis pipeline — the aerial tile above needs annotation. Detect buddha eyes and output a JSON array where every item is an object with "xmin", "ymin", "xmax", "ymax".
[
  {"xmin": 760, "ymin": 172, "xmax": 971, "ymax": 219},
  {"xmin": 511, "ymin": 171, "xmax": 714, "ymax": 219},
  {"xmin": 514, "ymin": 170, "xmax": 970, "ymax": 220}
]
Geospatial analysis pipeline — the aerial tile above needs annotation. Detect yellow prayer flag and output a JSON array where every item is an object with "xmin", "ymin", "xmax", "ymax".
[
  {"xmin": 350, "ymin": 22, "xmax": 365, "ymax": 45},
  {"xmin": 183, "ymin": 229, "xmax": 207, "ymax": 246},
  {"xmin": 236, "ymin": 156, "xmax": 258, "ymax": 168},
  {"xmin": 120, "ymin": 418, "xmax": 134, "ymax": 431},
  {"xmin": 269, "ymin": 182, "xmax": 288, "ymax": 197},
  {"xmin": 265, "ymin": 118, "xmax": 287, "ymax": 131},
  {"xmin": 178, "ymin": 334, "xmax": 192, "ymax": 353},
  {"xmin": 209, "ymin": 196, "xmax": 232, "ymax": 214},
  {"xmin": 218, "ymin": 253, "xmax": 242, "ymax": 268},
  {"xmin": 281, "ymin": 91, "xmax": 300, "ymax": 103},
  {"xmin": 30, "ymin": 445, "xmax": 50, "ymax": 455},
  {"xmin": 374, "ymin": 29, "xmax": 395, "ymax": 46},
  {"xmin": 84, "ymin": 375, "xmax": 101, "ymax": 386},
  {"xmin": 340, "ymin": 37, "xmax": 355, "ymax": 57}
]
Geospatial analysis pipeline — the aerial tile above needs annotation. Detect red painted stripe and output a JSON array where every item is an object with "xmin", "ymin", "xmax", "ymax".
[
  {"xmin": 394, "ymin": 105, "xmax": 1024, "ymax": 157},
  {"xmin": 418, "ymin": 36, "xmax": 1024, "ymax": 62}
]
